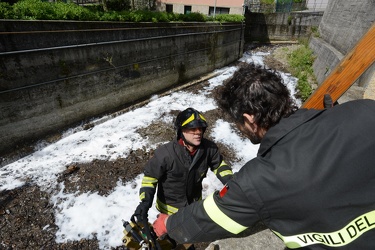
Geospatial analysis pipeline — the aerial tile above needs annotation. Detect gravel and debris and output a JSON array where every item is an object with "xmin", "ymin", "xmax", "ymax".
[{"xmin": 0, "ymin": 44, "xmax": 294, "ymax": 250}]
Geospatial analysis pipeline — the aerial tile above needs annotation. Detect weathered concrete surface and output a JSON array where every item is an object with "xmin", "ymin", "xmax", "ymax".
[
  {"xmin": 245, "ymin": 11, "xmax": 323, "ymax": 43},
  {"xmin": 0, "ymin": 21, "xmax": 244, "ymax": 156},
  {"xmin": 309, "ymin": 0, "xmax": 375, "ymax": 103},
  {"xmin": 363, "ymin": 66, "xmax": 375, "ymax": 100},
  {"xmin": 318, "ymin": 0, "xmax": 374, "ymax": 56},
  {"xmin": 206, "ymin": 229, "xmax": 285, "ymax": 250}
]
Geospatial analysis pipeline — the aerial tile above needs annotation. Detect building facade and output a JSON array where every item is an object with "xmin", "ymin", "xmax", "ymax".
[{"xmin": 156, "ymin": 0, "xmax": 245, "ymax": 15}]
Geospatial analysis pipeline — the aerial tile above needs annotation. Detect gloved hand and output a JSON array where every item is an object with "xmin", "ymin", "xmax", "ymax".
[
  {"xmin": 134, "ymin": 201, "xmax": 151, "ymax": 223},
  {"xmin": 153, "ymin": 213, "xmax": 169, "ymax": 238}
]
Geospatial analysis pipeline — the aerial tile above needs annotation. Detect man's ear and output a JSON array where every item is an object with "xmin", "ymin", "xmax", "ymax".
[{"xmin": 243, "ymin": 113, "xmax": 255, "ymax": 124}]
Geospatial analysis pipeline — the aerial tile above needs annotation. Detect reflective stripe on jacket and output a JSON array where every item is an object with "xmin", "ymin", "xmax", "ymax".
[
  {"xmin": 167, "ymin": 99, "xmax": 375, "ymax": 249},
  {"xmin": 139, "ymin": 137, "xmax": 233, "ymax": 213}
]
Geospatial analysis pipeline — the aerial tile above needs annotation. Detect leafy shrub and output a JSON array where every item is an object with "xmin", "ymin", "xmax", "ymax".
[
  {"xmin": 177, "ymin": 12, "xmax": 207, "ymax": 22},
  {"xmin": 287, "ymin": 44, "xmax": 316, "ymax": 101},
  {"xmin": 10, "ymin": 0, "xmax": 98, "ymax": 20},
  {"xmin": 0, "ymin": 2, "xmax": 13, "ymax": 19},
  {"xmin": 212, "ymin": 14, "xmax": 245, "ymax": 22},
  {"xmin": 99, "ymin": 10, "xmax": 122, "ymax": 21},
  {"xmin": 128, "ymin": 10, "xmax": 150, "ymax": 22},
  {"xmin": 52, "ymin": 1, "xmax": 98, "ymax": 21},
  {"xmin": 12, "ymin": 0, "xmax": 55, "ymax": 20},
  {"xmin": 157, "ymin": 12, "xmax": 179, "ymax": 22},
  {"xmin": 2, "ymin": 0, "xmax": 244, "ymax": 23}
]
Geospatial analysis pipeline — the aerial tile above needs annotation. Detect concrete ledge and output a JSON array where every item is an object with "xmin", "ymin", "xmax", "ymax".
[
  {"xmin": 0, "ymin": 21, "xmax": 245, "ymax": 155},
  {"xmin": 207, "ymin": 229, "xmax": 284, "ymax": 250}
]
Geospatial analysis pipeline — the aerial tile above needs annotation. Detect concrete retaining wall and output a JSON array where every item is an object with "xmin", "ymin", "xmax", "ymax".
[
  {"xmin": 308, "ymin": 0, "xmax": 375, "ymax": 102},
  {"xmin": 245, "ymin": 11, "xmax": 323, "ymax": 42},
  {"xmin": 0, "ymin": 21, "xmax": 244, "ymax": 155},
  {"xmin": 1, "ymin": 4, "xmax": 359, "ymax": 156}
]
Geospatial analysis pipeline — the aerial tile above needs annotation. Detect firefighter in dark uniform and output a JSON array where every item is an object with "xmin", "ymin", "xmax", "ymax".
[
  {"xmin": 134, "ymin": 107, "xmax": 233, "ymax": 226},
  {"xmin": 152, "ymin": 63, "xmax": 375, "ymax": 249}
]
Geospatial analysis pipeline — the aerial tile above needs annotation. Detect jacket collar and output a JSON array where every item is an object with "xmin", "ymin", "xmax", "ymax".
[{"xmin": 258, "ymin": 108, "xmax": 325, "ymax": 156}]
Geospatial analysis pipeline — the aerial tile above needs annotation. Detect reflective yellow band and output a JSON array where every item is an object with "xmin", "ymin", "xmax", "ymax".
[
  {"xmin": 273, "ymin": 210, "xmax": 375, "ymax": 249},
  {"xmin": 181, "ymin": 113, "xmax": 207, "ymax": 127},
  {"xmin": 182, "ymin": 114, "xmax": 195, "ymax": 127},
  {"xmin": 141, "ymin": 176, "xmax": 158, "ymax": 188},
  {"xmin": 156, "ymin": 198, "xmax": 179, "ymax": 215},
  {"xmin": 199, "ymin": 114, "xmax": 207, "ymax": 122},
  {"xmin": 219, "ymin": 170, "xmax": 233, "ymax": 177},
  {"xmin": 213, "ymin": 161, "xmax": 229, "ymax": 175},
  {"xmin": 139, "ymin": 192, "xmax": 145, "ymax": 200},
  {"xmin": 220, "ymin": 160, "xmax": 227, "ymax": 167},
  {"xmin": 203, "ymin": 193, "xmax": 247, "ymax": 234}
]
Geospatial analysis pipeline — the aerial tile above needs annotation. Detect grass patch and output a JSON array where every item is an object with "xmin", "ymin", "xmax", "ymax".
[{"xmin": 286, "ymin": 42, "xmax": 316, "ymax": 101}]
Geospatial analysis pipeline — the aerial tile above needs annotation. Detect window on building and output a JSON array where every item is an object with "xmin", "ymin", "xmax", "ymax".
[
  {"xmin": 209, "ymin": 7, "xmax": 230, "ymax": 16},
  {"xmin": 184, "ymin": 5, "xmax": 192, "ymax": 14},
  {"xmin": 166, "ymin": 4, "xmax": 173, "ymax": 13}
]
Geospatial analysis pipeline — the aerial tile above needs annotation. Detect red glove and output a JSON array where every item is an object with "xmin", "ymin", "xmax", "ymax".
[{"xmin": 153, "ymin": 213, "xmax": 169, "ymax": 238}]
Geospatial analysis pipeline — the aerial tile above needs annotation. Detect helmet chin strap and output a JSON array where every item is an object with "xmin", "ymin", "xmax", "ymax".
[{"xmin": 181, "ymin": 134, "xmax": 198, "ymax": 149}]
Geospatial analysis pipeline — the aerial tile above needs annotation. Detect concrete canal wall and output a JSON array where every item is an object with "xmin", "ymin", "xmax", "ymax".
[
  {"xmin": 1, "ymin": 0, "xmax": 374, "ymax": 156},
  {"xmin": 0, "ymin": 21, "xmax": 244, "ymax": 155}
]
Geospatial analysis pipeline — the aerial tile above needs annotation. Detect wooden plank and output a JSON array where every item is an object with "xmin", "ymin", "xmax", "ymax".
[{"xmin": 302, "ymin": 23, "xmax": 375, "ymax": 109}]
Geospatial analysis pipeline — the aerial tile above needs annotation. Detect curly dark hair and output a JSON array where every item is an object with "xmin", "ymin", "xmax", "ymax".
[{"xmin": 214, "ymin": 62, "xmax": 298, "ymax": 129}]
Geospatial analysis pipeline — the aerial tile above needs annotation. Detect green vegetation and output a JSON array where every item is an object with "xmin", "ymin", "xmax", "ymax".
[
  {"xmin": 310, "ymin": 26, "xmax": 320, "ymax": 37},
  {"xmin": 258, "ymin": 0, "xmax": 307, "ymax": 13},
  {"xmin": 287, "ymin": 15, "xmax": 293, "ymax": 25},
  {"xmin": 206, "ymin": 14, "xmax": 245, "ymax": 23},
  {"xmin": 10, "ymin": 0, "xmax": 97, "ymax": 20},
  {"xmin": 260, "ymin": 0, "xmax": 276, "ymax": 4},
  {"xmin": 286, "ymin": 42, "xmax": 316, "ymax": 101},
  {"xmin": 0, "ymin": 2, "xmax": 13, "ymax": 18},
  {"xmin": 0, "ymin": 0, "xmax": 244, "ymax": 22}
]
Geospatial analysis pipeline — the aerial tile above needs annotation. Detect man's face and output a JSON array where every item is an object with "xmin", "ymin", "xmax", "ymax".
[{"xmin": 182, "ymin": 127, "xmax": 203, "ymax": 146}]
